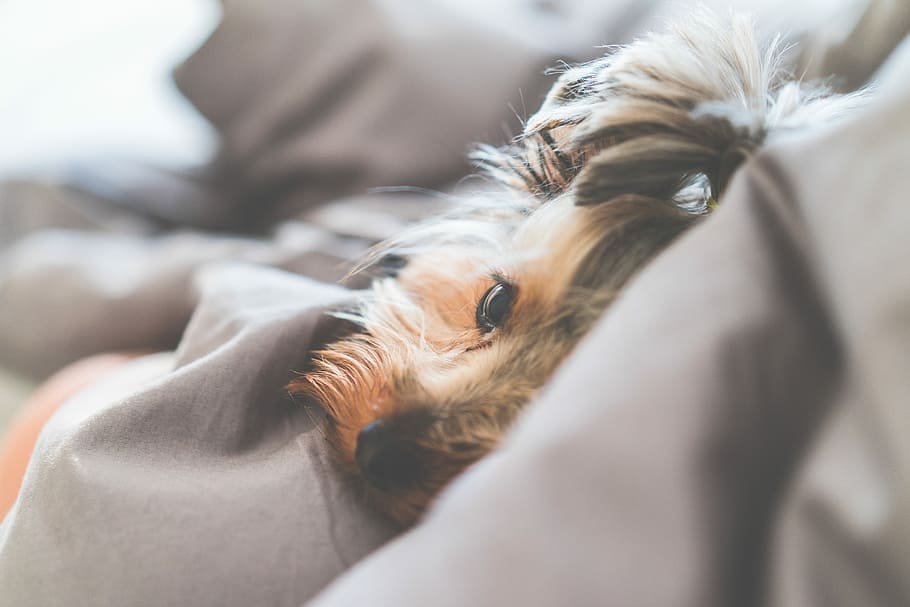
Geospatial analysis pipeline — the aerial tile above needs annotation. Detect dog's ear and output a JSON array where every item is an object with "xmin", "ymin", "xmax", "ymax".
[
  {"xmin": 474, "ymin": 13, "xmax": 774, "ymax": 207},
  {"xmin": 475, "ymin": 12, "xmax": 866, "ymax": 209},
  {"xmin": 569, "ymin": 99, "xmax": 764, "ymax": 206}
]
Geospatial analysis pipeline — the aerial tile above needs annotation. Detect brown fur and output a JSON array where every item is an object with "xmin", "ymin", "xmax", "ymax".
[{"xmin": 288, "ymin": 12, "xmax": 865, "ymax": 525}]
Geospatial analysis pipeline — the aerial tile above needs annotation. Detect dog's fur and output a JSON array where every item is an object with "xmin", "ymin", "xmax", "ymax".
[{"xmin": 289, "ymin": 12, "xmax": 865, "ymax": 525}]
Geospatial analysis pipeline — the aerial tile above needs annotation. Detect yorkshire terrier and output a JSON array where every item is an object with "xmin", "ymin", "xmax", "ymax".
[{"xmin": 289, "ymin": 12, "xmax": 865, "ymax": 525}]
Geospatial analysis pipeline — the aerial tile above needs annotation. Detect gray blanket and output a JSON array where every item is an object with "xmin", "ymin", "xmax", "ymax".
[
  {"xmin": 0, "ymin": 269, "xmax": 398, "ymax": 604},
  {"xmin": 1, "ymin": 1, "xmax": 909, "ymax": 606}
]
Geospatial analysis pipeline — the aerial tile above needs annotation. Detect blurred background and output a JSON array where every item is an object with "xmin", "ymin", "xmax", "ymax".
[
  {"xmin": 0, "ymin": 0, "xmax": 218, "ymax": 425},
  {"xmin": 0, "ymin": 0, "xmax": 219, "ymax": 176}
]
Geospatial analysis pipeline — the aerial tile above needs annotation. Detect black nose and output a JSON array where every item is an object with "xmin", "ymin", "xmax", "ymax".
[{"xmin": 355, "ymin": 420, "xmax": 423, "ymax": 490}]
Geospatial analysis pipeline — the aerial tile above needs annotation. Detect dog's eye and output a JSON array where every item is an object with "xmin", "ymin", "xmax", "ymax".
[
  {"xmin": 379, "ymin": 254, "xmax": 407, "ymax": 270},
  {"xmin": 375, "ymin": 253, "xmax": 408, "ymax": 277},
  {"xmin": 476, "ymin": 282, "xmax": 514, "ymax": 332}
]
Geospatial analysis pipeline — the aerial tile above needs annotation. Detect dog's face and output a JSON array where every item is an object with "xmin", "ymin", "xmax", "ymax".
[
  {"xmin": 289, "ymin": 12, "xmax": 863, "ymax": 525},
  {"xmin": 292, "ymin": 194, "xmax": 693, "ymax": 523}
]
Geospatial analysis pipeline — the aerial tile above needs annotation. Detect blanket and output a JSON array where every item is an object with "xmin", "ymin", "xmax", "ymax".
[{"xmin": 1, "ymin": 1, "xmax": 908, "ymax": 606}]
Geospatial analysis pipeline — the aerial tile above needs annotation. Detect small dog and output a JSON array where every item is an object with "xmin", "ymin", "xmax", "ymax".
[{"xmin": 289, "ymin": 12, "xmax": 864, "ymax": 525}]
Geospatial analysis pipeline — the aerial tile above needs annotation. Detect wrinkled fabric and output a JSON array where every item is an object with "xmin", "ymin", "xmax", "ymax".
[
  {"xmin": 0, "ymin": 1, "xmax": 908, "ymax": 606},
  {"xmin": 0, "ymin": 267, "xmax": 398, "ymax": 606},
  {"xmin": 0, "ymin": 208, "xmax": 373, "ymax": 379}
]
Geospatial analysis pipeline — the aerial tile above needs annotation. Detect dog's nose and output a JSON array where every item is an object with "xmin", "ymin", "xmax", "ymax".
[{"xmin": 355, "ymin": 419, "xmax": 423, "ymax": 490}]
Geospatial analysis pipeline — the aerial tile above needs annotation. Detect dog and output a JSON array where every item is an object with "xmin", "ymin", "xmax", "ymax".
[{"xmin": 289, "ymin": 12, "xmax": 865, "ymax": 525}]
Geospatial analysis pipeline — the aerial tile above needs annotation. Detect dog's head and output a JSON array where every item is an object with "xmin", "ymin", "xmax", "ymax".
[
  {"xmin": 295, "ymin": 193, "xmax": 693, "ymax": 522},
  {"xmin": 289, "ymin": 13, "xmax": 865, "ymax": 525}
]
